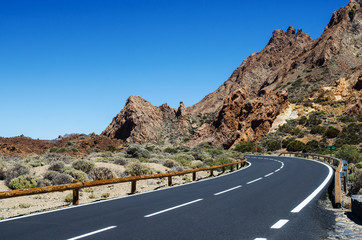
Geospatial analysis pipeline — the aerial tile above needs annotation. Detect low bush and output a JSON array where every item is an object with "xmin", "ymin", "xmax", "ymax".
[
  {"xmin": 125, "ymin": 161, "xmax": 153, "ymax": 176},
  {"xmin": 9, "ymin": 175, "xmax": 38, "ymax": 190},
  {"xmin": 234, "ymin": 142, "xmax": 256, "ymax": 152},
  {"xmin": 178, "ymin": 146, "xmax": 191, "ymax": 152},
  {"xmin": 64, "ymin": 193, "xmax": 73, "ymax": 203},
  {"xmin": 335, "ymin": 145, "xmax": 361, "ymax": 164},
  {"xmin": 172, "ymin": 154, "xmax": 194, "ymax": 167},
  {"xmin": 324, "ymin": 126, "xmax": 340, "ymax": 138},
  {"xmin": 64, "ymin": 168, "xmax": 89, "ymax": 182},
  {"xmin": 51, "ymin": 173, "xmax": 73, "ymax": 185},
  {"xmin": 304, "ymin": 140, "xmax": 321, "ymax": 153},
  {"xmin": 5, "ymin": 164, "xmax": 30, "ymax": 186},
  {"xmin": 278, "ymin": 120, "xmax": 298, "ymax": 134},
  {"xmin": 349, "ymin": 171, "xmax": 362, "ymax": 195},
  {"xmin": 287, "ymin": 140, "xmax": 305, "ymax": 152},
  {"xmin": 126, "ymin": 145, "xmax": 151, "ymax": 158},
  {"xmin": 282, "ymin": 138, "xmax": 295, "ymax": 148},
  {"xmin": 107, "ymin": 145, "xmax": 117, "ymax": 152},
  {"xmin": 310, "ymin": 125, "xmax": 325, "ymax": 135},
  {"xmin": 306, "ymin": 111, "xmax": 324, "ymax": 126},
  {"xmin": 0, "ymin": 162, "xmax": 6, "ymax": 180},
  {"xmin": 192, "ymin": 152, "xmax": 209, "ymax": 161},
  {"xmin": 114, "ymin": 158, "xmax": 128, "ymax": 166},
  {"xmin": 72, "ymin": 160, "xmax": 95, "ymax": 173},
  {"xmin": 44, "ymin": 171, "xmax": 60, "ymax": 181},
  {"xmin": 42, "ymin": 153, "xmax": 69, "ymax": 164},
  {"xmin": 206, "ymin": 148, "xmax": 224, "ymax": 156},
  {"xmin": 89, "ymin": 167, "xmax": 115, "ymax": 180},
  {"xmin": 335, "ymin": 123, "xmax": 362, "ymax": 146},
  {"xmin": 48, "ymin": 161, "xmax": 65, "ymax": 172},
  {"xmin": 37, "ymin": 179, "xmax": 52, "ymax": 187},
  {"xmin": 163, "ymin": 159, "xmax": 176, "ymax": 168},
  {"xmin": 213, "ymin": 156, "xmax": 233, "ymax": 166},
  {"xmin": 263, "ymin": 139, "xmax": 282, "ymax": 151},
  {"xmin": 164, "ymin": 147, "xmax": 178, "ymax": 154},
  {"xmin": 298, "ymin": 116, "xmax": 307, "ymax": 125}
]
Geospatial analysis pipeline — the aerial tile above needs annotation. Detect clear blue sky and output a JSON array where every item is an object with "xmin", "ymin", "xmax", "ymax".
[{"xmin": 0, "ymin": 0, "xmax": 349, "ymax": 140}]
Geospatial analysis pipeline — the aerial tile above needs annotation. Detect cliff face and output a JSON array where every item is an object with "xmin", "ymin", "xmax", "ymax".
[
  {"xmin": 102, "ymin": 1, "xmax": 362, "ymax": 147},
  {"xmin": 102, "ymin": 96, "xmax": 190, "ymax": 144}
]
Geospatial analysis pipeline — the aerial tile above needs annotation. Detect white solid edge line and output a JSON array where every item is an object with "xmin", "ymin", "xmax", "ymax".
[
  {"xmin": 67, "ymin": 226, "xmax": 117, "ymax": 240},
  {"xmin": 254, "ymin": 238, "xmax": 267, "ymax": 240},
  {"xmin": 214, "ymin": 185, "xmax": 241, "ymax": 195},
  {"xmin": 0, "ymin": 161, "xmax": 252, "ymax": 223},
  {"xmin": 144, "ymin": 199, "xmax": 203, "ymax": 218},
  {"xmin": 290, "ymin": 159, "xmax": 333, "ymax": 213},
  {"xmin": 246, "ymin": 177, "xmax": 263, "ymax": 184},
  {"xmin": 274, "ymin": 169, "xmax": 280, "ymax": 172},
  {"xmin": 264, "ymin": 172, "xmax": 274, "ymax": 177},
  {"xmin": 270, "ymin": 219, "xmax": 289, "ymax": 229}
]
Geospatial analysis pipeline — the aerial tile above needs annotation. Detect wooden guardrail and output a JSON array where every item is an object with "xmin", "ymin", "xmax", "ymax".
[
  {"xmin": 279, "ymin": 152, "xmax": 343, "ymax": 208},
  {"xmin": 0, "ymin": 159, "xmax": 247, "ymax": 205}
]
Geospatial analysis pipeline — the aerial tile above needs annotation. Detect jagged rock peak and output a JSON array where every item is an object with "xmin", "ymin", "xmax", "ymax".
[
  {"xmin": 326, "ymin": 0, "xmax": 361, "ymax": 29},
  {"xmin": 176, "ymin": 101, "xmax": 186, "ymax": 118},
  {"xmin": 267, "ymin": 26, "xmax": 311, "ymax": 46}
]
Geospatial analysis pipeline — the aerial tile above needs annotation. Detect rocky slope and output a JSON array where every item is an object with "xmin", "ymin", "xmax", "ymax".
[
  {"xmin": 0, "ymin": 134, "xmax": 123, "ymax": 157},
  {"xmin": 102, "ymin": 0, "xmax": 362, "ymax": 148}
]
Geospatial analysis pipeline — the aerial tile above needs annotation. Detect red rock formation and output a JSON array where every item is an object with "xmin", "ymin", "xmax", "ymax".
[{"xmin": 102, "ymin": 1, "xmax": 361, "ymax": 147}]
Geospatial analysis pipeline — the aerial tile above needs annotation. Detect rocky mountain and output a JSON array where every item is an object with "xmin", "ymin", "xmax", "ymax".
[{"xmin": 102, "ymin": 0, "xmax": 362, "ymax": 148}]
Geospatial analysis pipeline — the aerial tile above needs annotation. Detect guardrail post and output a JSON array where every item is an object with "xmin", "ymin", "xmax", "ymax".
[
  {"xmin": 192, "ymin": 172, "xmax": 196, "ymax": 181},
  {"xmin": 343, "ymin": 176, "xmax": 347, "ymax": 193},
  {"xmin": 230, "ymin": 165, "xmax": 234, "ymax": 172},
  {"xmin": 131, "ymin": 180, "xmax": 137, "ymax": 194},
  {"xmin": 222, "ymin": 166, "xmax": 225, "ymax": 173},
  {"xmin": 168, "ymin": 176, "xmax": 172, "ymax": 186},
  {"xmin": 209, "ymin": 169, "xmax": 214, "ymax": 177},
  {"xmin": 72, "ymin": 180, "xmax": 80, "ymax": 205}
]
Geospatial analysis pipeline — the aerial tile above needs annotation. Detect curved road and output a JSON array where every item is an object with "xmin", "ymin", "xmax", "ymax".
[{"xmin": 0, "ymin": 155, "xmax": 334, "ymax": 240}]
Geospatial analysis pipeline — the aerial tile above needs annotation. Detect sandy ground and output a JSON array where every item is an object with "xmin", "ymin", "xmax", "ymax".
[{"xmin": 0, "ymin": 162, "xmax": 222, "ymax": 220}]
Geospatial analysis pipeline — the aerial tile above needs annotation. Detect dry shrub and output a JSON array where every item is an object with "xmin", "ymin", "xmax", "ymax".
[
  {"xmin": 114, "ymin": 158, "xmax": 128, "ymax": 166},
  {"xmin": 72, "ymin": 159, "xmax": 95, "ymax": 173},
  {"xmin": 37, "ymin": 179, "xmax": 52, "ymax": 187},
  {"xmin": 64, "ymin": 168, "xmax": 89, "ymax": 182},
  {"xmin": 51, "ymin": 173, "xmax": 73, "ymax": 185},
  {"xmin": 125, "ymin": 161, "xmax": 153, "ymax": 176},
  {"xmin": 0, "ymin": 161, "xmax": 6, "ymax": 180},
  {"xmin": 42, "ymin": 153, "xmax": 70, "ymax": 164},
  {"xmin": 44, "ymin": 171, "xmax": 60, "ymax": 181},
  {"xmin": 163, "ymin": 159, "xmax": 176, "ymax": 168},
  {"xmin": 89, "ymin": 167, "xmax": 115, "ymax": 180},
  {"xmin": 5, "ymin": 164, "xmax": 30, "ymax": 186},
  {"xmin": 48, "ymin": 161, "xmax": 65, "ymax": 172},
  {"xmin": 9, "ymin": 175, "xmax": 38, "ymax": 190}
]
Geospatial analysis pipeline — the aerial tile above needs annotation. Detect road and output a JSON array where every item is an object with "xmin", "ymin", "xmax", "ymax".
[{"xmin": 0, "ymin": 155, "xmax": 334, "ymax": 240}]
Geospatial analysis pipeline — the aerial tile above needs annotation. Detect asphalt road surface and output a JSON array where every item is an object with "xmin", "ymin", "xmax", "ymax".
[{"xmin": 0, "ymin": 155, "xmax": 335, "ymax": 240}]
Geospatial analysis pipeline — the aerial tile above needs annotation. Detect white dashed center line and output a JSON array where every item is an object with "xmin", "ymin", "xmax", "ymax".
[
  {"xmin": 270, "ymin": 219, "xmax": 289, "ymax": 229},
  {"xmin": 67, "ymin": 226, "xmax": 117, "ymax": 240},
  {"xmin": 144, "ymin": 199, "xmax": 203, "ymax": 217},
  {"xmin": 214, "ymin": 185, "xmax": 241, "ymax": 195},
  {"xmin": 264, "ymin": 172, "xmax": 274, "ymax": 177},
  {"xmin": 247, "ymin": 177, "xmax": 263, "ymax": 184}
]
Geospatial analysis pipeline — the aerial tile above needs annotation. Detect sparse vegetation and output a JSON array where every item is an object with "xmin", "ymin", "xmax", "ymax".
[
  {"xmin": 89, "ymin": 167, "xmax": 115, "ymax": 180},
  {"xmin": 125, "ymin": 161, "xmax": 153, "ymax": 176},
  {"xmin": 126, "ymin": 145, "xmax": 151, "ymax": 158},
  {"xmin": 72, "ymin": 160, "xmax": 95, "ymax": 173},
  {"xmin": 9, "ymin": 175, "xmax": 38, "ymax": 190},
  {"xmin": 234, "ymin": 142, "xmax": 256, "ymax": 152}
]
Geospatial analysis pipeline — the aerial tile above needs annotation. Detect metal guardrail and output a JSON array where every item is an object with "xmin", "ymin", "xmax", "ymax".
[
  {"xmin": 0, "ymin": 159, "xmax": 247, "ymax": 205},
  {"xmin": 279, "ymin": 152, "xmax": 344, "ymax": 208}
]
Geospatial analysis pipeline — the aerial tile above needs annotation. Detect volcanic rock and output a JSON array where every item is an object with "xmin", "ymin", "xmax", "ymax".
[{"xmin": 103, "ymin": 1, "xmax": 361, "ymax": 148}]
